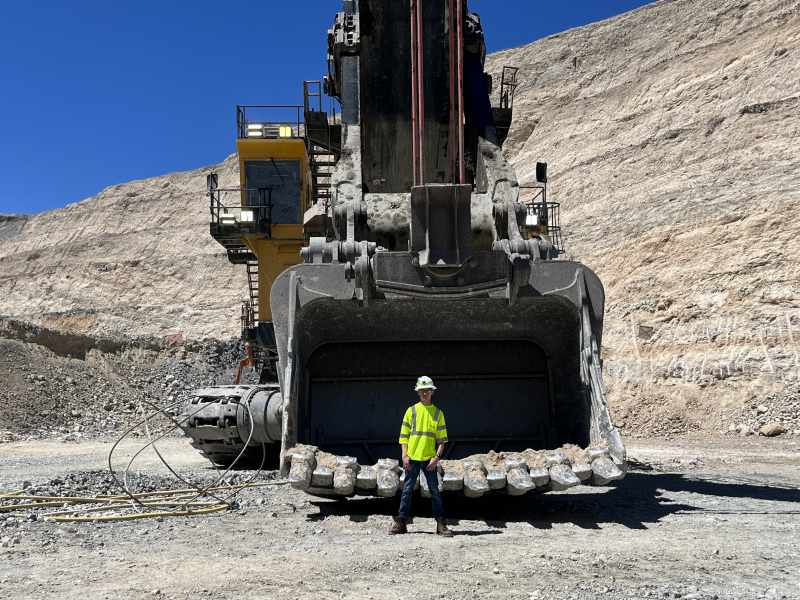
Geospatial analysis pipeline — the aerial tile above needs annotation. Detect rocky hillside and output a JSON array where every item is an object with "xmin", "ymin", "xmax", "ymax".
[
  {"xmin": 485, "ymin": 0, "xmax": 800, "ymax": 435},
  {"xmin": 1, "ymin": 0, "xmax": 799, "ymax": 437},
  {"xmin": 0, "ymin": 155, "xmax": 244, "ymax": 340}
]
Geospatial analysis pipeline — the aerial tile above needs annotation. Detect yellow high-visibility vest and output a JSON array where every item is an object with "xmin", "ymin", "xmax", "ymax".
[{"xmin": 399, "ymin": 402, "xmax": 448, "ymax": 461}]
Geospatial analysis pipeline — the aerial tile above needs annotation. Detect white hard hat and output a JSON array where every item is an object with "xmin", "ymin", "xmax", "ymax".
[{"xmin": 415, "ymin": 376, "xmax": 436, "ymax": 391}]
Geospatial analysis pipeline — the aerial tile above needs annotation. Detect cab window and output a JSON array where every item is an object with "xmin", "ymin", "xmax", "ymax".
[{"xmin": 244, "ymin": 160, "xmax": 301, "ymax": 224}]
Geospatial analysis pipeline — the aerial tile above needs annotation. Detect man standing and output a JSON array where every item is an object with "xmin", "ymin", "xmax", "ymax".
[{"xmin": 390, "ymin": 376, "xmax": 453, "ymax": 536}]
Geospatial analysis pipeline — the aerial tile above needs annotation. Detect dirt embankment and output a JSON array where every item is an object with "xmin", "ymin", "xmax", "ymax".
[{"xmin": 0, "ymin": 322, "xmax": 256, "ymax": 443}]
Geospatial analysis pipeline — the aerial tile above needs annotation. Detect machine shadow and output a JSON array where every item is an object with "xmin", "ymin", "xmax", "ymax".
[{"xmin": 307, "ymin": 470, "xmax": 800, "ymax": 530}]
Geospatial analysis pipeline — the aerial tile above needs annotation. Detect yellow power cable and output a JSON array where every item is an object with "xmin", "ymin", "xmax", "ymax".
[
  {"xmin": 0, "ymin": 481, "xmax": 288, "ymax": 523},
  {"xmin": 39, "ymin": 501, "xmax": 220, "ymax": 517},
  {"xmin": 0, "ymin": 485, "xmax": 46, "ymax": 499},
  {"xmin": 44, "ymin": 504, "xmax": 231, "ymax": 522}
]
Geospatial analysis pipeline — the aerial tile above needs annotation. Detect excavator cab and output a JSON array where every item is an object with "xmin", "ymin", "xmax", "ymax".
[{"xmin": 206, "ymin": 106, "xmax": 311, "ymax": 377}]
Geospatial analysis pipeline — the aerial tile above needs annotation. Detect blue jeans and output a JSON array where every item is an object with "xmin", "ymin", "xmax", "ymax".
[{"xmin": 398, "ymin": 459, "xmax": 445, "ymax": 520}]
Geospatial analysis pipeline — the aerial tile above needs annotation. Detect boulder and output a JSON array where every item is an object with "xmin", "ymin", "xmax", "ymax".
[{"xmin": 760, "ymin": 422, "xmax": 787, "ymax": 437}]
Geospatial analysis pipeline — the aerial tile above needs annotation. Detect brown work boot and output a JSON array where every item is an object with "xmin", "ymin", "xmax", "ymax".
[
  {"xmin": 436, "ymin": 517, "xmax": 453, "ymax": 537},
  {"xmin": 389, "ymin": 516, "xmax": 407, "ymax": 535}
]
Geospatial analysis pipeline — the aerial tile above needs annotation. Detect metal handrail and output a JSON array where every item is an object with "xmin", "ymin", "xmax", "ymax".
[
  {"xmin": 210, "ymin": 187, "xmax": 274, "ymax": 237},
  {"xmin": 236, "ymin": 105, "xmax": 304, "ymax": 139},
  {"xmin": 500, "ymin": 66, "xmax": 519, "ymax": 110},
  {"xmin": 519, "ymin": 185, "xmax": 564, "ymax": 253}
]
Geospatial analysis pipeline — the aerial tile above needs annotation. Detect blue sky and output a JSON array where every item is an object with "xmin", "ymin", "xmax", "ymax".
[{"xmin": 0, "ymin": 1, "xmax": 654, "ymax": 215}]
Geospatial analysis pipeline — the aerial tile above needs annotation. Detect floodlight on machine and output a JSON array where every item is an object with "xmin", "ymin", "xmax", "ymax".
[
  {"xmin": 240, "ymin": 210, "xmax": 255, "ymax": 223},
  {"xmin": 279, "ymin": 126, "xmax": 293, "ymax": 138},
  {"xmin": 247, "ymin": 123, "xmax": 264, "ymax": 138}
]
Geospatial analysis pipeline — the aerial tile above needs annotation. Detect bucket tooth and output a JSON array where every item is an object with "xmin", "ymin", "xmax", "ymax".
[
  {"xmin": 529, "ymin": 466, "xmax": 550, "ymax": 487},
  {"xmin": 503, "ymin": 457, "xmax": 527, "ymax": 471},
  {"xmin": 464, "ymin": 472, "xmax": 489, "ymax": 497},
  {"xmin": 442, "ymin": 470, "xmax": 464, "ymax": 491},
  {"xmin": 398, "ymin": 470, "xmax": 420, "ymax": 491},
  {"xmin": 463, "ymin": 460, "xmax": 489, "ymax": 498},
  {"xmin": 376, "ymin": 468, "xmax": 399, "ymax": 497},
  {"xmin": 572, "ymin": 462, "xmax": 593, "ymax": 482},
  {"xmin": 334, "ymin": 468, "xmax": 356, "ymax": 495},
  {"xmin": 506, "ymin": 469, "xmax": 534, "ymax": 495},
  {"xmin": 549, "ymin": 464, "xmax": 580, "ymax": 491},
  {"xmin": 289, "ymin": 451, "xmax": 316, "ymax": 490},
  {"xmin": 463, "ymin": 459, "xmax": 487, "ymax": 472},
  {"xmin": 335, "ymin": 455, "xmax": 360, "ymax": 472},
  {"xmin": 545, "ymin": 453, "xmax": 570, "ymax": 468},
  {"xmin": 586, "ymin": 446, "xmax": 610, "ymax": 461},
  {"xmin": 591, "ymin": 457, "xmax": 624, "ymax": 485},
  {"xmin": 312, "ymin": 466, "xmax": 334, "ymax": 486},
  {"xmin": 355, "ymin": 466, "xmax": 377, "ymax": 490},
  {"xmin": 420, "ymin": 472, "xmax": 443, "ymax": 498},
  {"xmin": 486, "ymin": 469, "xmax": 507, "ymax": 490},
  {"xmin": 377, "ymin": 458, "xmax": 400, "ymax": 472}
]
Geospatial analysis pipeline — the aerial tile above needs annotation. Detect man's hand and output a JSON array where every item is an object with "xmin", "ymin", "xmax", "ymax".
[
  {"xmin": 402, "ymin": 455, "xmax": 412, "ymax": 471},
  {"xmin": 426, "ymin": 456, "xmax": 439, "ymax": 471}
]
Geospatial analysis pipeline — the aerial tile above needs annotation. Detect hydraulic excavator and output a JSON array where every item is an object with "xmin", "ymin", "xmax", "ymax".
[{"xmin": 180, "ymin": 0, "xmax": 626, "ymax": 497}]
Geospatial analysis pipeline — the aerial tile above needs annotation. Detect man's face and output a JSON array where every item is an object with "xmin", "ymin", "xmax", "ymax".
[{"xmin": 417, "ymin": 388, "xmax": 434, "ymax": 402}]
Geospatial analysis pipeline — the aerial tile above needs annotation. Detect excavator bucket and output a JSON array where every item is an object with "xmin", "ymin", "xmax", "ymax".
[{"xmin": 271, "ymin": 255, "xmax": 626, "ymax": 497}]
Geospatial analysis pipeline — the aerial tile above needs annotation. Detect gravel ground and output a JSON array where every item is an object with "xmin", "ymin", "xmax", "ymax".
[
  {"xmin": 0, "ymin": 335, "xmax": 257, "ymax": 444},
  {"xmin": 1, "ymin": 437, "xmax": 799, "ymax": 600}
]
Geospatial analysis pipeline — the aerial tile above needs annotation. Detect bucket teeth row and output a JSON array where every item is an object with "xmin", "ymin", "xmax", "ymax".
[{"xmin": 288, "ymin": 444, "xmax": 625, "ymax": 497}]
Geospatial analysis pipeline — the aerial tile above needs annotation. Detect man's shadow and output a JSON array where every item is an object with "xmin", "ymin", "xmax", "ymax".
[{"xmin": 307, "ymin": 465, "xmax": 800, "ymax": 532}]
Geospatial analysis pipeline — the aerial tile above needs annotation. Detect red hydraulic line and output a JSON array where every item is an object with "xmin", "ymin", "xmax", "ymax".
[
  {"xmin": 410, "ymin": 0, "xmax": 419, "ymax": 186},
  {"xmin": 416, "ymin": 0, "xmax": 425, "ymax": 184},
  {"xmin": 234, "ymin": 343, "xmax": 254, "ymax": 385},
  {"xmin": 457, "ymin": 0, "xmax": 465, "ymax": 183},
  {"xmin": 448, "ymin": 0, "xmax": 456, "ymax": 184}
]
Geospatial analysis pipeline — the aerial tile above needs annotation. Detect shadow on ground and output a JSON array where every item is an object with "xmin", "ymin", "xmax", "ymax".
[{"xmin": 306, "ymin": 469, "xmax": 800, "ymax": 530}]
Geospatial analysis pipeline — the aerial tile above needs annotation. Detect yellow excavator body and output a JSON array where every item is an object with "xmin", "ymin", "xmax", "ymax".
[{"xmin": 236, "ymin": 137, "xmax": 310, "ymax": 321}]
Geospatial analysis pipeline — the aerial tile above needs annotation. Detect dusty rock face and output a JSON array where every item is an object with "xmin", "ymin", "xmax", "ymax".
[
  {"xmin": 0, "ymin": 155, "xmax": 244, "ymax": 340},
  {"xmin": 1, "ymin": 0, "xmax": 799, "ymax": 439},
  {"xmin": 486, "ymin": 0, "xmax": 800, "ymax": 436},
  {"xmin": 0, "ymin": 329, "xmax": 257, "ymax": 439}
]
